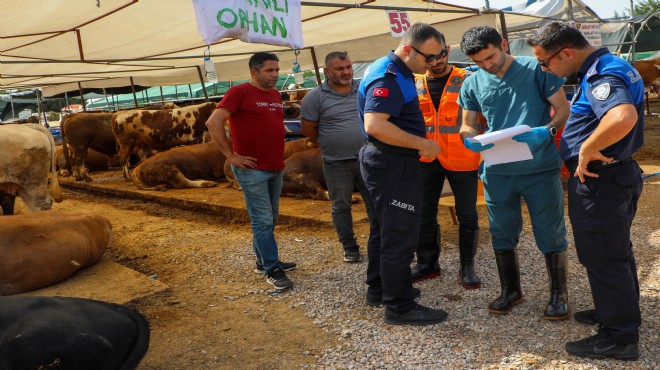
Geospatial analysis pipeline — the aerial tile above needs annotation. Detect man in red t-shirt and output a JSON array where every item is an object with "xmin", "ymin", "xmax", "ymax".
[{"xmin": 206, "ymin": 52, "xmax": 296, "ymax": 291}]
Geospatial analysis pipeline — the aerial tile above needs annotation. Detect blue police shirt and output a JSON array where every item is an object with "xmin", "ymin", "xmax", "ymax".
[
  {"xmin": 561, "ymin": 48, "xmax": 645, "ymax": 161},
  {"xmin": 358, "ymin": 52, "xmax": 425, "ymax": 139}
]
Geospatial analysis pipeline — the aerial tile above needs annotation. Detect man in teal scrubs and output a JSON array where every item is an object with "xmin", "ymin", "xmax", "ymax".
[{"xmin": 457, "ymin": 26, "xmax": 572, "ymax": 320}]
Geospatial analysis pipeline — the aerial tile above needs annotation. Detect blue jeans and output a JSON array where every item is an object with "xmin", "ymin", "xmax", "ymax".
[
  {"xmin": 232, "ymin": 165, "xmax": 283, "ymax": 274},
  {"xmin": 323, "ymin": 158, "xmax": 370, "ymax": 251}
]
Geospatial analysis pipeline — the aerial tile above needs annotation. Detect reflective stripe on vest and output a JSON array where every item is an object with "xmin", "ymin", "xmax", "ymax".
[{"xmin": 416, "ymin": 69, "xmax": 481, "ymax": 170}]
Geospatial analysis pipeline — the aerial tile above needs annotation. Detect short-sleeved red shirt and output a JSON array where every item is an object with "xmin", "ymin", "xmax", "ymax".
[{"xmin": 218, "ymin": 83, "xmax": 285, "ymax": 170}]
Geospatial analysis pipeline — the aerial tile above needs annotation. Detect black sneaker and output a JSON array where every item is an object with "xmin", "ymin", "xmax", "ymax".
[
  {"xmin": 384, "ymin": 303, "xmax": 448, "ymax": 326},
  {"xmin": 366, "ymin": 287, "xmax": 421, "ymax": 307},
  {"xmin": 343, "ymin": 248, "xmax": 362, "ymax": 263},
  {"xmin": 574, "ymin": 309, "xmax": 598, "ymax": 325},
  {"xmin": 254, "ymin": 261, "xmax": 297, "ymax": 274},
  {"xmin": 266, "ymin": 268, "xmax": 293, "ymax": 290},
  {"xmin": 565, "ymin": 326, "xmax": 639, "ymax": 360}
]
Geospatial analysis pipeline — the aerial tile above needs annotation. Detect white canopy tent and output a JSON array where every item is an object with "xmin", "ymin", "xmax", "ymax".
[{"xmin": 1, "ymin": 0, "xmax": 601, "ymax": 97}]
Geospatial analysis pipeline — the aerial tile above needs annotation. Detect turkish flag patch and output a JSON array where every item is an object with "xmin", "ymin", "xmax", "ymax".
[{"xmin": 373, "ymin": 88, "xmax": 389, "ymax": 97}]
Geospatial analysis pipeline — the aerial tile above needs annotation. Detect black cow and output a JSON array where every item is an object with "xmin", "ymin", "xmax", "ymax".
[{"xmin": 0, "ymin": 296, "xmax": 150, "ymax": 370}]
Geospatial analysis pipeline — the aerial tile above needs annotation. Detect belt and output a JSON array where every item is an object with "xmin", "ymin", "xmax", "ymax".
[
  {"xmin": 323, "ymin": 158, "xmax": 357, "ymax": 165},
  {"xmin": 366, "ymin": 140, "xmax": 419, "ymax": 158},
  {"xmin": 564, "ymin": 158, "xmax": 632, "ymax": 173}
]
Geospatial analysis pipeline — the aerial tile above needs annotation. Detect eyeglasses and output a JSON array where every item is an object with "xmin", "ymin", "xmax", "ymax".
[
  {"xmin": 538, "ymin": 46, "xmax": 568, "ymax": 68},
  {"xmin": 408, "ymin": 45, "xmax": 449, "ymax": 63}
]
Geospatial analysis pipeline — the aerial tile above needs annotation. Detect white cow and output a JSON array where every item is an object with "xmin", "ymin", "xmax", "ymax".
[{"xmin": 0, "ymin": 124, "xmax": 63, "ymax": 211}]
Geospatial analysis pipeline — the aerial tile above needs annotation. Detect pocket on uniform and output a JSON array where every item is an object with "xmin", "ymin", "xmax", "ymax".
[
  {"xmin": 612, "ymin": 171, "xmax": 642, "ymax": 189},
  {"xmin": 385, "ymin": 196, "xmax": 420, "ymax": 232},
  {"xmin": 362, "ymin": 156, "xmax": 387, "ymax": 169}
]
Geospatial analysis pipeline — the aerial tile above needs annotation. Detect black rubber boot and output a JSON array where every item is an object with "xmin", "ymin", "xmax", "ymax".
[
  {"xmin": 488, "ymin": 248, "xmax": 524, "ymax": 314},
  {"xmin": 412, "ymin": 227, "xmax": 441, "ymax": 282},
  {"xmin": 544, "ymin": 251, "xmax": 569, "ymax": 320},
  {"xmin": 0, "ymin": 193, "xmax": 16, "ymax": 215},
  {"xmin": 458, "ymin": 228, "xmax": 481, "ymax": 289}
]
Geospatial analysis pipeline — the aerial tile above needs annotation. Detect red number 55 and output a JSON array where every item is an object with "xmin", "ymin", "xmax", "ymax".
[{"xmin": 388, "ymin": 12, "xmax": 410, "ymax": 34}]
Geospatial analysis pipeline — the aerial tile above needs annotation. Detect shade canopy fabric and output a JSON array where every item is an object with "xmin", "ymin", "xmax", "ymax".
[{"xmin": 1, "ymin": 0, "xmax": 604, "ymax": 96}]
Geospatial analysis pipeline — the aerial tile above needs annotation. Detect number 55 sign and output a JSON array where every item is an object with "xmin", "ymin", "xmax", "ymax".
[{"xmin": 387, "ymin": 10, "xmax": 411, "ymax": 37}]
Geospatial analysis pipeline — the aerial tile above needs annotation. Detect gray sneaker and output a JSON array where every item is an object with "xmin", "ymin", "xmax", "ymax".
[{"xmin": 266, "ymin": 268, "xmax": 293, "ymax": 290}]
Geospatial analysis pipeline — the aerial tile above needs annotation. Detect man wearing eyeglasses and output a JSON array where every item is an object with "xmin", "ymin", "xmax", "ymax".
[
  {"xmin": 528, "ymin": 22, "xmax": 644, "ymax": 361},
  {"xmin": 457, "ymin": 26, "xmax": 572, "ymax": 321},
  {"xmin": 357, "ymin": 22, "xmax": 448, "ymax": 326},
  {"xmin": 411, "ymin": 33, "xmax": 484, "ymax": 289}
]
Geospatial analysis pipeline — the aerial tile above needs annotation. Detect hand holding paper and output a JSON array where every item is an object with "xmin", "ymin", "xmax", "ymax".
[
  {"xmin": 471, "ymin": 125, "xmax": 534, "ymax": 165},
  {"xmin": 463, "ymin": 137, "xmax": 494, "ymax": 153},
  {"xmin": 512, "ymin": 127, "xmax": 550, "ymax": 146}
]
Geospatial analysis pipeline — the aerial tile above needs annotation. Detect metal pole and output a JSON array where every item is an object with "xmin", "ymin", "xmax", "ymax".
[
  {"xmin": 103, "ymin": 88, "xmax": 110, "ymax": 111},
  {"xmin": 130, "ymin": 77, "xmax": 139, "ymax": 108},
  {"xmin": 10, "ymin": 93, "xmax": 15, "ymax": 119},
  {"xmin": 310, "ymin": 47, "xmax": 322, "ymax": 85},
  {"xmin": 160, "ymin": 86, "xmax": 164, "ymax": 105},
  {"xmin": 64, "ymin": 91, "xmax": 70, "ymax": 113},
  {"xmin": 77, "ymin": 82, "xmax": 87, "ymax": 112},
  {"xmin": 195, "ymin": 65, "xmax": 210, "ymax": 101}
]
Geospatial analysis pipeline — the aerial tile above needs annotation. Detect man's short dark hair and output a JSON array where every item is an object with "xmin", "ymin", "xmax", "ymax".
[
  {"xmin": 249, "ymin": 52, "xmax": 279, "ymax": 71},
  {"xmin": 401, "ymin": 23, "xmax": 445, "ymax": 48},
  {"xmin": 460, "ymin": 26, "xmax": 502, "ymax": 56},
  {"xmin": 526, "ymin": 21, "xmax": 590, "ymax": 50},
  {"xmin": 324, "ymin": 51, "xmax": 349, "ymax": 66}
]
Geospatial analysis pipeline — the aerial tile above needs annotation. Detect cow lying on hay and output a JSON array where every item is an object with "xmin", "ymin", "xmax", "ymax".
[
  {"xmin": 0, "ymin": 295, "xmax": 149, "ymax": 369},
  {"xmin": 0, "ymin": 211, "xmax": 111, "ymax": 295},
  {"xmin": 130, "ymin": 141, "xmax": 227, "ymax": 191},
  {"xmin": 0, "ymin": 124, "xmax": 63, "ymax": 211}
]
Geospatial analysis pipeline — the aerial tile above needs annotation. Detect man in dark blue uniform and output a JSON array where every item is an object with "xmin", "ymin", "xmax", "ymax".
[
  {"xmin": 357, "ymin": 22, "xmax": 448, "ymax": 326},
  {"xmin": 529, "ymin": 22, "xmax": 644, "ymax": 361}
]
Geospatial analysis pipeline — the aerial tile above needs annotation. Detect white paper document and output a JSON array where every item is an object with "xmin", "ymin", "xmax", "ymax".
[{"xmin": 471, "ymin": 125, "xmax": 533, "ymax": 165}]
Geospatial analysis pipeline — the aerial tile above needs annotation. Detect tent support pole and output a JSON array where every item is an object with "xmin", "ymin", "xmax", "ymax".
[
  {"xmin": 37, "ymin": 89, "xmax": 49, "ymax": 127},
  {"xmin": 196, "ymin": 66, "xmax": 210, "ymax": 101},
  {"xmin": 103, "ymin": 88, "xmax": 111, "ymax": 111},
  {"xmin": 10, "ymin": 93, "xmax": 15, "ymax": 119},
  {"xmin": 498, "ymin": 12, "xmax": 509, "ymax": 45},
  {"xmin": 310, "ymin": 47, "xmax": 322, "ymax": 85},
  {"xmin": 160, "ymin": 86, "xmax": 164, "ymax": 105},
  {"xmin": 130, "ymin": 77, "xmax": 139, "ymax": 108},
  {"xmin": 77, "ymin": 82, "xmax": 87, "ymax": 112},
  {"xmin": 189, "ymin": 84, "xmax": 194, "ymax": 99}
]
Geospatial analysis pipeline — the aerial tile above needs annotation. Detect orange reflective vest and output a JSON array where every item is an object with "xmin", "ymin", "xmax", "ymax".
[{"xmin": 415, "ymin": 68, "xmax": 481, "ymax": 171}]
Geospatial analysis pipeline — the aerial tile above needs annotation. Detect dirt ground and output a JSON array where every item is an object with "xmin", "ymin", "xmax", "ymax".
[{"xmin": 10, "ymin": 98, "xmax": 660, "ymax": 369}]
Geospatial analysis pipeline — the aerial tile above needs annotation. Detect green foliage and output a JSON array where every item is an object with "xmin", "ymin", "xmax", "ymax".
[
  {"xmin": 634, "ymin": 0, "xmax": 660, "ymax": 15},
  {"xmin": 47, "ymin": 111, "xmax": 60, "ymax": 122}
]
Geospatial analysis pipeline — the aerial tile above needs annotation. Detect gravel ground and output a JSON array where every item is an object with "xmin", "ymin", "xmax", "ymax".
[{"xmin": 274, "ymin": 187, "xmax": 659, "ymax": 369}]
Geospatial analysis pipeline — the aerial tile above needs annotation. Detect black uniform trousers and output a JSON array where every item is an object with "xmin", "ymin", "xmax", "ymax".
[
  {"xmin": 359, "ymin": 145, "xmax": 421, "ymax": 314},
  {"xmin": 567, "ymin": 159, "xmax": 642, "ymax": 344}
]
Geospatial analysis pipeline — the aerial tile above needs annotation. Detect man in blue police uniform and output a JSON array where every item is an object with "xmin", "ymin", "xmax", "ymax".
[
  {"xmin": 357, "ymin": 22, "xmax": 448, "ymax": 326},
  {"xmin": 529, "ymin": 22, "xmax": 644, "ymax": 361}
]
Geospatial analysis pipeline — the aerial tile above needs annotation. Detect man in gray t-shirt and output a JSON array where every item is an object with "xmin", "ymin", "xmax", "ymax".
[{"xmin": 301, "ymin": 51, "xmax": 370, "ymax": 263}]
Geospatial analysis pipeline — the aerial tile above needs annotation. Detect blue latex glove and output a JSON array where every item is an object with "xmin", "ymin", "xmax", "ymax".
[
  {"xmin": 512, "ymin": 127, "xmax": 551, "ymax": 146},
  {"xmin": 463, "ymin": 137, "xmax": 494, "ymax": 153}
]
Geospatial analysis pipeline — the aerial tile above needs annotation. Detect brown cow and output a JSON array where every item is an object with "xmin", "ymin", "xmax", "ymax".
[
  {"xmin": 633, "ymin": 58, "xmax": 660, "ymax": 87},
  {"xmin": 0, "ymin": 124, "xmax": 62, "ymax": 211},
  {"xmin": 0, "ymin": 211, "xmax": 110, "ymax": 295},
  {"xmin": 281, "ymin": 148, "xmax": 329, "ymax": 200},
  {"xmin": 56, "ymin": 145, "xmax": 117, "ymax": 176},
  {"xmin": 131, "ymin": 141, "xmax": 227, "ymax": 191},
  {"xmin": 112, "ymin": 102, "xmax": 216, "ymax": 179},
  {"xmin": 224, "ymin": 137, "xmax": 317, "ymax": 190},
  {"xmin": 60, "ymin": 112, "xmax": 117, "ymax": 182}
]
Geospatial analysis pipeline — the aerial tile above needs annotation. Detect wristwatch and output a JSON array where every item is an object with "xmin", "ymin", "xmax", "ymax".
[{"xmin": 545, "ymin": 124, "xmax": 558, "ymax": 137}]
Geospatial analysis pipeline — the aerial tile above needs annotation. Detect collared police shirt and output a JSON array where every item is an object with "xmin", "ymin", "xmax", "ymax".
[
  {"xmin": 357, "ymin": 51, "xmax": 426, "ymax": 139},
  {"xmin": 560, "ymin": 48, "xmax": 645, "ymax": 162}
]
